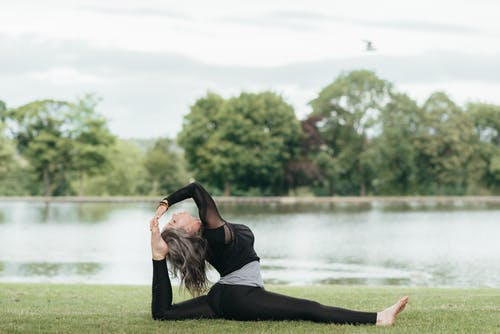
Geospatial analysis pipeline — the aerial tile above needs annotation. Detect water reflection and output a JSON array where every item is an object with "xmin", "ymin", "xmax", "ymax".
[
  {"xmin": 318, "ymin": 278, "xmax": 412, "ymax": 285},
  {"xmin": 220, "ymin": 202, "xmax": 374, "ymax": 215},
  {"xmin": 34, "ymin": 203, "xmax": 141, "ymax": 224},
  {"xmin": 3, "ymin": 261, "xmax": 102, "ymax": 278},
  {"xmin": 220, "ymin": 201, "xmax": 500, "ymax": 216},
  {"xmin": 377, "ymin": 201, "xmax": 500, "ymax": 212}
]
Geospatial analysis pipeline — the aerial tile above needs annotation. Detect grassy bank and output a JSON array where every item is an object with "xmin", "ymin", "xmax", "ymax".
[{"xmin": 0, "ymin": 284, "xmax": 499, "ymax": 334}]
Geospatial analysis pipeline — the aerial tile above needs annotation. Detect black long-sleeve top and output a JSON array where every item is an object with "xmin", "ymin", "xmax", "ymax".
[{"xmin": 163, "ymin": 182, "xmax": 260, "ymax": 276}]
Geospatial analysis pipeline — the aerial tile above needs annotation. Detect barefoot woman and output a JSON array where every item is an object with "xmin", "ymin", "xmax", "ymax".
[{"xmin": 150, "ymin": 182, "xmax": 408, "ymax": 326}]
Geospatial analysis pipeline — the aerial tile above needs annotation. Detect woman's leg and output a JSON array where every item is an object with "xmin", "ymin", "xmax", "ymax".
[
  {"xmin": 151, "ymin": 259, "xmax": 217, "ymax": 320},
  {"xmin": 221, "ymin": 285, "xmax": 377, "ymax": 325}
]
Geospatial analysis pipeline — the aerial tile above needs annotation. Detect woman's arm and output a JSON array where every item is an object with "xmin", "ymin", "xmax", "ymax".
[
  {"xmin": 157, "ymin": 182, "xmax": 225, "ymax": 229},
  {"xmin": 150, "ymin": 217, "xmax": 169, "ymax": 260},
  {"xmin": 150, "ymin": 218, "xmax": 173, "ymax": 319}
]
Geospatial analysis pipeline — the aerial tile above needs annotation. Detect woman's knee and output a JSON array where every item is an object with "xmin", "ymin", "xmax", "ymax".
[
  {"xmin": 152, "ymin": 309, "xmax": 172, "ymax": 320},
  {"xmin": 151, "ymin": 305, "xmax": 179, "ymax": 320},
  {"xmin": 152, "ymin": 312, "xmax": 165, "ymax": 320}
]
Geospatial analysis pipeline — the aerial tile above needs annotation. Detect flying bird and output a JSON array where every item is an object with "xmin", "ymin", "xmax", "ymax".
[{"xmin": 363, "ymin": 40, "xmax": 376, "ymax": 52}]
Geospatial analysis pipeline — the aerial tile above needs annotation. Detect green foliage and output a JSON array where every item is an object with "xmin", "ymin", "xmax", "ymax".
[
  {"xmin": 71, "ymin": 95, "xmax": 116, "ymax": 195},
  {"xmin": 84, "ymin": 140, "xmax": 147, "ymax": 196},
  {"xmin": 0, "ymin": 123, "xmax": 21, "ymax": 194},
  {"xmin": 307, "ymin": 72, "xmax": 500, "ymax": 195},
  {"xmin": 369, "ymin": 93, "xmax": 420, "ymax": 195},
  {"xmin": 6, "ymin": 96, "xmax": 115, "ymax": 196},
  {"xmin": 179, "ymin": 91, "xmax": 302, "ymax": 195},
  {"xmin": 6, "ymin": 99, "xmax": 74, "ymax": 195},
  {"xmin": 415, "ymin": 92, "xmax": 479, "ymax": 194},
  {"xmin": 178, "ymin": 92, "xmax": 224, "ymax": 189},
  {"xmin": 0, "ymin": 99, "xmax": 6, "ymax": 117},
  {"xmin": 466, "ymin": 102, "xmax": 500, "ymax": 192},
  {"xmin": 2, "ymin": 71, "xmax": 500, "ymax": 196},
  {"xmin": 0, "ymin": 124, "xmax": 13, "ymax": 175},
  {"xmin": 0, "ymin": 101, "xmax": 39, "ymax": 195},
  {"xmin": 142, "ymin": 138, "xmax": 189, "ymax": 195},
  {"xmin": 309, "ymin": 70, "xmax": 392, "ymax": 195}
]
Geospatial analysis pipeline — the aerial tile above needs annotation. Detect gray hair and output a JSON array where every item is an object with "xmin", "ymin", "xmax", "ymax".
[{"xmin": 161, "ymin": 227, "xmax": 209, "ymax": 296}]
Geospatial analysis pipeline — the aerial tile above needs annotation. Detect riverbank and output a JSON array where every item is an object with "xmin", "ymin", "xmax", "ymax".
[
  {"xmin": 1, "ymin": 195, "xmax": 500, "ymax": 204},
  {"xmin": 0, "ymin": 283, "xmax": 498, "ymax": 334}
]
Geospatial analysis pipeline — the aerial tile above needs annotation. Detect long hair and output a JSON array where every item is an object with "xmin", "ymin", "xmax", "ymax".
[{"xmin": 161, "ymin": 227, "xmax": 209, "ymax": 296}]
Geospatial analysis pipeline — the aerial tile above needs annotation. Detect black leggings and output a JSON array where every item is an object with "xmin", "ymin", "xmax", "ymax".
[{"xmin": 152, "ymin": 260, "xmax": 376, "ymax": 324}]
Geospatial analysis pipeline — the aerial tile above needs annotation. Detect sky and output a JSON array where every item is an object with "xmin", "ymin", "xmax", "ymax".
[{"xmin": 1, "ymin": 0, "xmax": 500, "ymax": 138}]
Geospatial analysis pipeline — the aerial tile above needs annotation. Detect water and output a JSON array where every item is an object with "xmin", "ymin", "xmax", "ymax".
[{"xmin": 0, "ymin": 200, "xmax": 499, "ymax": 287}]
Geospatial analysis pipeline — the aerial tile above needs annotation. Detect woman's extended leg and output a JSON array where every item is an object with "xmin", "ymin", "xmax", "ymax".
[
  {"xmin": 220, "ymin": 285, "xmax": 404, "ymax": 325},
  {"xmin": 151, "ymin": 259, "xmax": 217, "ymax": 320}
]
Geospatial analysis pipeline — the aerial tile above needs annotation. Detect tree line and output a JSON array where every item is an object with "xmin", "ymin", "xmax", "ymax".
[{"xmin": 1, "ymin": 70, "xmax": 499, "ymax": 196}]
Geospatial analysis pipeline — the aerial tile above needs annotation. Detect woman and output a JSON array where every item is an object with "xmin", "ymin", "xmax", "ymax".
[{"xmin": 149, "ymin": 182, "xmax": 408, "ymax": 326}]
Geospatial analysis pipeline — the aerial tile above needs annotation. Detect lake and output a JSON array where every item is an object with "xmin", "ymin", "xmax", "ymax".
[{"xmin": 0, "ymin": 200, "xmax": 499, "ymax": 288}]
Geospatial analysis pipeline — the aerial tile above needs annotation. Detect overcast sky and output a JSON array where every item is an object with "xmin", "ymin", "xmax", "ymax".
[{"xmin": 1, "ymin": 0, "xmax": 499, "ymax": 138}]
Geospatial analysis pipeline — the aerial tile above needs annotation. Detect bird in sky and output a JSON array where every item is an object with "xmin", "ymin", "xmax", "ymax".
[{"xmin": 363, "ymin": 40, "xmax": 376, "ymax": 52}]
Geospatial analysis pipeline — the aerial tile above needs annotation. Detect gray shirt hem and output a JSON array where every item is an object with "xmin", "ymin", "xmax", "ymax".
[{"xmin": 217, "ymin": 260, "xmax": 264, "ymax": 288}]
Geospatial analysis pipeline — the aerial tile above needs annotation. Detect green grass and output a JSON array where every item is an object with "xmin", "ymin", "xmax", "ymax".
[{"xmin": 0, "ymin": 284, "xmax": 499, "ymax": 334}]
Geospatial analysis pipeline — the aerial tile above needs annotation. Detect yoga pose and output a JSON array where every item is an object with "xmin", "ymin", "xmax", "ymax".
[{"xmin": 150, "ymin": 182, "xmax": 408, "ymax": 326}]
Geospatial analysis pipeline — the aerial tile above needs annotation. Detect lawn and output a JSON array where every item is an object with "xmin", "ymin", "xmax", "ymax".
[{"xmin": 0, "ymin": 283, "xmax": 498, "ymax": 334}]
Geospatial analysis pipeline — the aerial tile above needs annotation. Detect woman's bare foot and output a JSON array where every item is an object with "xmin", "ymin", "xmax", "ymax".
[
  {"xmin": 376, "ymin": 296, "xmax": 409, "ymax": 326},
  {"xmin": 150, "ymin": 218, "xmax": 169, "ymax": 260}
]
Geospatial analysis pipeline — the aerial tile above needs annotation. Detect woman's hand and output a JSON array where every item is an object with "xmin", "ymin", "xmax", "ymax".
[
  {"xmin": 150, "ymin": 217, "xmax": 169, "ymax": 260},
  {"xmin": 154, "ymin": 204, "xmax": 168, "ymax": 220}
]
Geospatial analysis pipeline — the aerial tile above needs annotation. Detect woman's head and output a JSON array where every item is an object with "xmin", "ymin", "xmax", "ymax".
[
  {"xmin": 161, "ymin": 214, "xmax": 208, "ymax": 296},
  {"xmin": 167, "ymin": 211, "xmax": 202, "ymax": 235}
]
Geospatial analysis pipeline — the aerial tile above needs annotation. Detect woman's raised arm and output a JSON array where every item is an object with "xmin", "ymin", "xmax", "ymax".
[{"xmin": 158, "ymin": 182, "xmax": 225, "ymax": 229}]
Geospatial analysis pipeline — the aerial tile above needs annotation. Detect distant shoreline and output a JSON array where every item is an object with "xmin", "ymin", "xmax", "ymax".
[{"xmin": 1, "ymin": 195, "xmax": 499, "ymax": 204}]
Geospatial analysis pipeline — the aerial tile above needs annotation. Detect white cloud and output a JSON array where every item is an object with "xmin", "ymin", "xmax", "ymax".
[
  {"xmin": 28, "ymin": 67, "xmax": 108, "ymax": 85},
  {"xmin": 2, "ymin": 0, "xmax": 500, "ymax": 65},
  {"xmin": 1, "ymin": 0, "xmax": 500, "ymax": 137},
  {"xmin": 399, "ymin": 81, "xmax": 500, "ymax": 106}
]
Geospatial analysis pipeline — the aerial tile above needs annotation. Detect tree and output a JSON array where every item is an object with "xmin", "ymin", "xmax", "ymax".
[
  {"xmin": 282, "ymin": 116, "xmax": 326, "ymax": 195},
  {"xmin": 179, "ymin": 91, "xmax": 302, "ymax": 195},
  {"xmin": 143, "ymin": 138, "xmax": 188, "ymax": 195},
  {"xmin": 369, "ymin": 93, "xmax": 420, "ymax": 194},
  {"xmin": 0, "ymin": 131, "xmax": 35, "ymax": 196},
  {"xmin": 0, "ymin": 121, "xmax": 16, "ymax": 192},
  {"xmin": 0, "ymin": 101, "xmax": 12, "ymax": 176},
  {"xmin": 84, "ymin": 140, "xmax": 147, "ymax": 195},
  {"xmin": 70, "ymin": 95, "xmax": 115, "ymax": 195},
  {"xmin": 416, "ymin": 92, "xmax": 479, "ymax": 194},
  {"xmin": 467, "ymin": 103, "xmax": 500, "ymax": 193},
  {"xmin": 177, "ymin": 92, "xmax": 224, "ymax": 190},
  {"xmin": 7, "ymin": 100, "xmax": 73, "ymax": 195},
  {"xmin": 7, "ymin": 97, "xmax": 114, "ymax": 196},
  {"xmin": 0, "ymin": 100, "xmax": 6, "ymax": 117},
  {"xmin": 0, "ymin": 100, "xmax": 36, "ymax": 195},
  {"xmin": 309, "ymin": 70, "xmax": 392, "ymax": 195}
]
